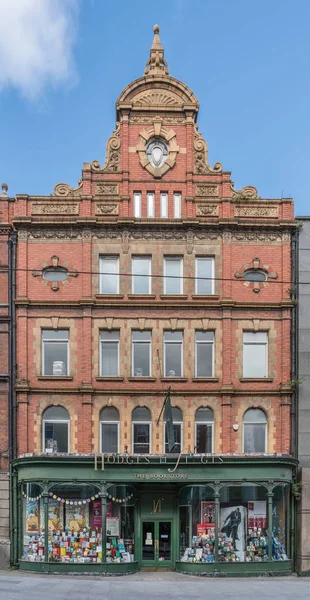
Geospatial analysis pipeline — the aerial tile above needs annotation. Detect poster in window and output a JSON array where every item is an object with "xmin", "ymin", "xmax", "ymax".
[
  {"xmin": 39, "ymin": 499, "xmax": 64, "ymax": 532},
  {"xmin": 220, "ymin": 505, "xmax": 246, "ymax": 561},
  {"xmin": 201, "ymin": 501, "xmax": 215, "ymax": 530},
  {"xmin": 92, "ymin": 500, "xmax": 102, "ymax": 529},
  {"xmin": 66, "ymin": 504, "xmax": 88, "ymax": 531},
  {"xmin": 106, "ymin": 517, "xmax": 120, "ymax": 536},
  {"xmin": 248, "ymin": 501, "xmax": 267, "ymax": 531},
  {"xmin": 25, "ymin": 499, "xmax": 39, "ymax": 533}
]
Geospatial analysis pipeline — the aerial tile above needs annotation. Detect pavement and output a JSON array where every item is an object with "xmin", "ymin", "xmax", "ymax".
[{"xmin": 0, "ymin": 570, "xmax": 309, "ymax": 600}]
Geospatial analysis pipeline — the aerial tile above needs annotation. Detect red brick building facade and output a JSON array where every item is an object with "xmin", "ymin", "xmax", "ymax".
[{"xmin": 7, "ymin": 27, "xmax": 297, "ymax": 573}]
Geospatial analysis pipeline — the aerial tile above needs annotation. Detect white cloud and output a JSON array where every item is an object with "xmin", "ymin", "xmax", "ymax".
[{"xmin": 0, "ymin": 0, "xmax": 79, "ymax": 99}]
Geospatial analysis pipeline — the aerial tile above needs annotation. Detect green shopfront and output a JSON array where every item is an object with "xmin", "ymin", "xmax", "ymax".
[{"xmin": 12, "ymin": 453, "xmax": 297, "ymax": 576}]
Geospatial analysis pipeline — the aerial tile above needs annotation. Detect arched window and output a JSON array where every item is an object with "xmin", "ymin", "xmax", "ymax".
[
  {"xmin": 100, "ymin": 407, "xmax": 119, "ymax": 453},
  {"xmin": 132, "ymin": 407, "xmax": 151, "ymax": 454},
  {"xmin": 195, "ymin": 407, "xmax": 214, "ymax": 453},
  {"xmin": 243, "ymin": 408, "xmax": 267, "ymax": 453},
  {"xmin": 164, "ymin": 407, "xmax": 183, "ymax": 453},
  {"xmin": 42, "ymin": 406, "xmax": 69, "ymax": 453}
]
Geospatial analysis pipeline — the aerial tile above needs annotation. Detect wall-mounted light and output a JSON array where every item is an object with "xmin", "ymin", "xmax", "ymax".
[{"xmin": 233, "ymin": 424, "xmax": 239, "ymax": 431}]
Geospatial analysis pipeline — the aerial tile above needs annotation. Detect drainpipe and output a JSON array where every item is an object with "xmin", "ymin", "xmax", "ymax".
[
  {"xmin": 8, "ymin": 231, "xmax": 17, "ymax": 565},
  {"xmin": 290, "ymin": 227, "xmax": 299, "ymax": 570}
]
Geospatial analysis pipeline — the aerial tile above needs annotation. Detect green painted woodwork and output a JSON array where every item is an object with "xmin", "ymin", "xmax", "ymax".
[
  {"xmin": 12, "ymin": 454, "xmax": 296, "ymax": 575},
  {"xmin": 176, "ymin": 559, "xmax": 292, "ymax": 576},
  {"xmin": 19, "ymin": 560, "xmax": 139, "ymax": 574}
]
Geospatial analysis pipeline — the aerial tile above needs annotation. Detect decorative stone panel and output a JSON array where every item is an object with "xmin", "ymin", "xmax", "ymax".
[
  {"xmin": 96, "ymin": 184, "xmax": 119, "ymax": 196},
  {"xmin": 96, "ymin": 203, "xmax": 119, "ymax": 216},
  {"xmin": 31, "ymin": 203, "xmax": 79, "ymax": 215},
  {"xmin": 196, "ymin": 204, "xmax": 219, "ymax": 217},
  {"xmin": 234, "ymin": 206, "xmax": 278, "ymax": 218},
  {"xmin": 196, "ymin": 185, "xmax": 219, "ymax": 198}
]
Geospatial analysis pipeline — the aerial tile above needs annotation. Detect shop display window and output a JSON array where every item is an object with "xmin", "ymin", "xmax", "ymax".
[
  {"xmin": 272, "ymin": 484, "xmax": 289, "ymax": 561},
  {"xmin": 219, "ymin": 484, "xmax": 268, "ymax": 563},
  {"xmin": 21, "ymin": 483, "xmax": 135, "ymax": 565},
  {"xmin": 179, "ymin": 486, "xmax": 216, "ymax": 563},
  {"xmin": 21, "ymin": 484, "xmax": 44, "ymax": 562}
]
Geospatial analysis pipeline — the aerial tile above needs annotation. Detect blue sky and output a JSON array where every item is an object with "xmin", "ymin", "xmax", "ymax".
[{"xmin": 0, "ymin": 0, "xmax": 309, "ymax": 215}]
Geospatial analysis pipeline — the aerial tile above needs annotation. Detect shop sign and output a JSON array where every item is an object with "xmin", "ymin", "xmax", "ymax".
[{"xmin": 94, "ymin": 452, "xmax": 224, "ymax": 472}]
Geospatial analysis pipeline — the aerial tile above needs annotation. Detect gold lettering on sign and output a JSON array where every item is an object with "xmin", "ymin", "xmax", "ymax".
[{"xmin": 152, "ymin": 498, "xmax": 162, "ymax": 514}]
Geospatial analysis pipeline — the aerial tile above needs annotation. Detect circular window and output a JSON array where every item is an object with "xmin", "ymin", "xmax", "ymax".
[
  {"xmin": 244, "ymin": 269, "xmax": 267, "ymax": 282},
  {"xmin": 146, "ymin": 138, "xmax": 168, "ymax": 169},
  {"xmin": 43, "ymin": 267, "xmax": 68, "ymax": 282}
]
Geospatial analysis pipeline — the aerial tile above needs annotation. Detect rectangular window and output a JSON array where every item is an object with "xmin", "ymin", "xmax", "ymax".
[
  {"xmin": 243, "ymin": 332, "xmax": 268, "ymax": 378},
  {"xmin": 164, "ymin": 423, "xmax": 182, "ymax": 453},
  {"xmin": 160, "ymin": 192, "xmax": 168, "ymax": 218},
  {"xmin": 173, "ymin": 193, "xmax": 181, "ymax": 218},
  {"xmin": 42, "ymin": 330, "xmax": 69, "ymax": 376},
  {"xmin": 100, "ymin": 330, "xmax": 119, "ymax": 377},
  {"xmin": 132, "ymin": 330, "xmax": 151, "ymax": 376},
  {"xmin": 195, "ymin": 257, "xmax": 214, "ymax": 295},
  {"xmin": 132, "ymin": 256, "xmax": 151, "ymax": 294},
  {"xmin": 147, "ymin": 192, "xmax": 155, "ymax": 218},
  {"xmin": 134, "ymin": 192, "xmax": 142, "ymax": 218},
  {"xmin": 195, "ymin": 331, "xmax": 214, "ymax": 377},
  {"xmin": 101, "ymin": 423, "xmax": 119, "ymax": 453},
  {"xmin": 99, "ymin": 256, "xmax": 119, "ymax": 294},
  {"xmin": 195, "ymin": 423, "xmax": 213, "ymax": 453},
  {"xmin": 164, "ymin": 331, "xmax": 183, "ymax": 377},
  {"xmin": 164, "ymin": 257, "xmax": 182, "ymax": 294},
  {"xmin": 44, "ymin": 422, "xmax": 69, "ymax": 453},
  {"xmin": 133, "ymin": 423, "xmax": 151, "ymax": 453}
]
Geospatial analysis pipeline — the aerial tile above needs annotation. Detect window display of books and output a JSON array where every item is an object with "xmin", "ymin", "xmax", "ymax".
[
  {"xmin": 48, "ymin": 528, "xmax": 102, "ymax": 563},
  {"xmin": 180, "ymin": 534, "xmax": 215, "ymax": 563},
  {"xmin": 245, "ymin": 530, "xmax": 268, "ymax": 562},
  {"xmin": 22, "ymin": 533, "xmax": 45, "ymax": 561},
  {"xmin": 106, "ymin": 536, "xmax": 134, "ymax": 563},
  {"xmin": 217, "ymin": 532, "xmax": 241, "ymax": 562}
]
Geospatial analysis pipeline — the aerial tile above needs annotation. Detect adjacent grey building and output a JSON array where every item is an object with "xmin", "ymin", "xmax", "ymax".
[{"xmin": 297, "ymin": 217, "xmax": 310, "ymax": 573}]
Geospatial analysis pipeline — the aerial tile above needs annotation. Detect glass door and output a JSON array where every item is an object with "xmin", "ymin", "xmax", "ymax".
[{"xmin": 141, "ymin": 520, "xmax": 172, "ymax": 568}]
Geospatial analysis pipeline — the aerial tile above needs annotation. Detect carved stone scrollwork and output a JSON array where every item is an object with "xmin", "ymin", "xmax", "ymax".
[
  {"xmin": 196, "ymin": 204, "xmax": 219, "ymax": 216},
  {"xmin": 53, "ymin": 181, "xmax": 83, "ymax": 197},
  {"xmin": 231, "ymin": 184, "xmax": 259, "ymax": 199},
  {"xmin": 194, "ymin": 124, "xmax": 222, "ymax": 174},
  {"xmin": 196, "ymin": 185, "xmax": 219, "ymax": 198},
  {"xmin": 234, "ymin": 206, "xmax": 278, "ymax": 218},
  {"xmin": 96, "ymin": 183, "xmax": 119, "ymax": 196},
  {"xmin": 136, "ymin": 121, "xmax": 179, "ymax": 178},
  {"xmin": 92, "ymin": 123, "xmax": 121, "ymax": 173},
  {"xmin": 32, "ymin": 203, "xmax": 79, "ymax": 215},
  {"xmin": 96, "ymin": 203, "xmax": 119, "ymax": 215}
]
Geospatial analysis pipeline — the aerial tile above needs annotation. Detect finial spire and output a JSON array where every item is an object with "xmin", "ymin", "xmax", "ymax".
[
  {"xmin": 144, "ymin": 24, "xmax": 169, "ymax": 76},
  {"xmin": 0, "ymin": 183, "xmax": 8, "ymax": 198}
]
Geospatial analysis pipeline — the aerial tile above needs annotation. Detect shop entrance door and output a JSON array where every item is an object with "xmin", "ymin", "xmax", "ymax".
[{"xmin": 141, "ymin": 520, "xmax": 173, "ymax": 569}]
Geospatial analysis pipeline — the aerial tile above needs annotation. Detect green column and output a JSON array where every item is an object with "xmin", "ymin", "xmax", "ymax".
[
  {"xmin": 214, "ymin": 490, "xmax": 220, "ymax": 562},
  {"xmin": 101, "ymin": 485, "xmax": 107, "ymax": 564},
  {"xmin": 43, "ymin": 493, "xmax": 49, "ymax": 563},
  {"xmin": 12, "ymin": 470, "xmax": 18, "ymax": 565},
  {"xmin": 268, "ymin": 491, "xmax": 273, "ymax": 561}
]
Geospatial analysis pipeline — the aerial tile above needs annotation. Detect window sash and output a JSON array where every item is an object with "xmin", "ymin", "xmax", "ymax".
[
  {"xmin": 147, "ymin": 193, "xmax": 155, "ymax": 218},
  {"xmin": 43, "ymin": 421, "xmax": 69, "ymax": 453},
  {"xmin": 195, "ymin": 422, "xmax": 213, "ymax": 453},
  {"xmin": 173, "ymin": 193, "xmax": 181, "ymax": 218},
  {"xmin": 132, "ymin": 423, "xmax": 151, "ymax": 453},
  {"xmin": 100, "ymin": 338, "xmax": 119, "ymax": 377},
  {"xmin": 164, "ymin": 422, "xmax": 182, "ymax": 453},
  {"xmin": 164, "ymin": 335, "xmax": 183, "ymax": 377},
  {"xmin": 100, "ymin": 422, "xmax": 119, "ymax": 453},
  {"xmin": 243, "ymin": 423, "xmax": 267, "ymax": 453},
  {"xmin": 132, "ymin": 335, "xmax": 151, "ymax": 376},
  {"xmin": 195, "ymin": 258, "xmax": 214, "ymax": 295},
  {"xmin": 99, "ymin": 257, "xmax": 119, "ymax": 294},
  {"xmin": 42, "ymin": 338, "xmax": 69, "ymax": 376},
  {"xmin": 132, "ymin": 257, "xmax": 151, "ymax": 294},
  {"xmin": 164, "ymin": 257, "xmax": 182, "ymax": 294},
  {"xmin": 243, "ymin": 334, "xmax": 268, "ymax": 377},
  {"xmin": 160, "ymin": 193, "xmax": 168, "ymax": 218},
  {"xmin": 195, "ymin": 335, "xmax": 214, "ymax": 377},
  {"xmin": 134, "ymin": 193, "xmax": 141, "ymax": 218}
]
